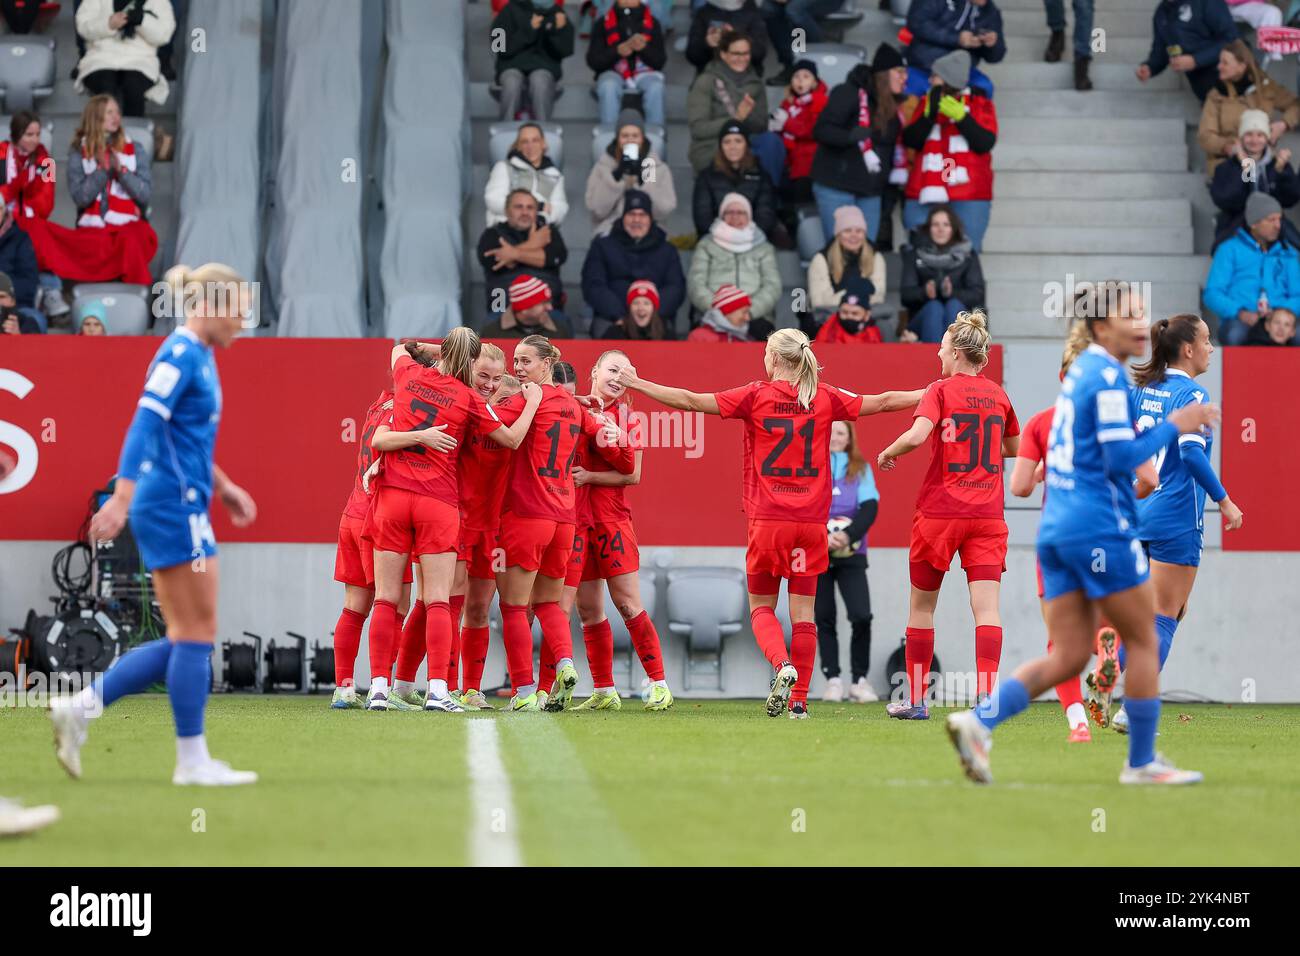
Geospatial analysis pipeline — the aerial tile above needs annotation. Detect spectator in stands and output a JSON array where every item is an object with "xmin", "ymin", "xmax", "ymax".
[
  {"xmin": 75, "ymin": 0, "xmax": 176, "ymax": 117},
  {"xmin": 1042, "ymin": 0, "xmax": 1095, "ymax": 90},
  {"xmin": 1210, "ymin": 109, "xmax": 1300, "ymax": 245},
  {"xmin": 78, "ymin": 301, "xmax": 109, "ymax": 336},
  {"xmin": 1, "ymin": 111, "xmax": 54, "ymax": 221},
  {"xmin": 1138, "ymin": 0, "xmax": 1238, "ymax": 103},
  {"xmin": 602, "ymin": 278, "xmax": 677, "ymax": 339},
  {"xmin": 582, "ymin": 0, "xmax": 675, "ymax": 30},
  {"xmin": 762, "ymin": 0, "xmax": 846, "ymax": 87},
  {"xmin": 1204, "ymin": 192, "xmax": 1300, "ymax": 345},
  {"xmin": 485, "ymin": 123, "xmax": 568, "ymax": 228},
  {"xmin": 492, "ymin": 0, "xmax": 574, "ymax": 122},
  {"xmin": 1247, "ymin": 305, "xmax": 1298, "ymax": 345},
  {"xmin": 477, "ymin": 188, "xmax": 568, "ymax": 316},
  {"xmin": 806, "ymin": 205, "xmax": 886, "ymax": 333},
  {"xmin": 899, "ymin": 204, "xmax": 985, "ymax": 343},
  {"xmin": 587, "ymin": 0, "xmax": 667, "ymax": 127},
  {"xmin": 480, "ymin": 273, "xmax": 575, "ymax": 339},
  {"xmin": 810, "ymin": 44, "xmax": 908, "ymax": 245},
  {"xmin": 900, "ymin": 51, "xmax": 997, "ymax": 252},
  {"xmin": 1198, "ymin": 40, "xmax": 1300, "ymax": 178},
  {"xmin": 904, "ymin": 0, "xmax": 1005, "ymax": 98},
  {"xmin": 686, "ymin": 283, "xmax": 775, "ymax": 342},
  {"xmin": 686, "ymin": 1, "xmax": 768, "ymax": 75},
  {"xmin": 688, "ymin": 191, "xmax": 781, "ymax": 325},
  {"xmin": 0, "ymin": 206, "xmax": 38, "ymax": 317},
  {"xmin": 0, "ymin": 270, "xmax": 42, "ymax": 332},
  {"xmin": 581, "ymin": 189, "xmax": 686, "ymax": 333},
  {"xmin": 815, "ymin": 275, "xmax": 883, "ymax": 343},
  {"xmin": 693, "ymin": 120, "xmax": 778, "ymax": 236},
  {"xmin": 686, "ymin": 30, "xmax": 786, "ymax": 188},
  {"xmin": 585, "ymin": 109, "xmax": 676, "ymax": 237},
  {"xmin": 769, "ymin": 59, "xmax": 828, "ymax": 208}
]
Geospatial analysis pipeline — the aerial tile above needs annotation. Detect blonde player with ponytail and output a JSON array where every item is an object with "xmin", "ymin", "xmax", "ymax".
[{"xmin": 616, "ymin": 329, "xmax": 925, "ymax": 719}]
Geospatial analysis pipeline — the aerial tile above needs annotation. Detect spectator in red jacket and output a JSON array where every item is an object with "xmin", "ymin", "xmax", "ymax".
[
  {"xmin": 687, "ymin": 283, "xmax": 775, "ymax": 342},
  {"xmin": 815, "ymin": 275, "xmax": 882, "ymax": 344},
  {"xmin": 769, "ymin": 58, "xmax": 827, "ymax": 206},
  {"xmin": 0, "ymin": 111, "xmax": 54, "ymax": 221},
  {"xmin": 587, "ymin": 0, "xmax": 667, "ymax": 127}
]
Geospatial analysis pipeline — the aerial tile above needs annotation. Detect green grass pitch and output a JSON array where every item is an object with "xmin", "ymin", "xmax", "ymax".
[{"xmin": 3, "ymin": 697, "xmax": 1297, "ymax": 866}]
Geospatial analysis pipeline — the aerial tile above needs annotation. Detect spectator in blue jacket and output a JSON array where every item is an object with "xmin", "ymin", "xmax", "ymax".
[
  {"xmin": 1204, "ymin": 192, "xmax": 1300, "ymax": 345},
  {"xmin": 581, "ymin": 189, "xmax": 687, "ymax": 336},
  {"xmin": 905, "ymin": 0, "xmax": 1005, "ymax": 98},
  {"xmin": 1138, "ymin": 0, "xmax": 1238, "ymax": 103}
]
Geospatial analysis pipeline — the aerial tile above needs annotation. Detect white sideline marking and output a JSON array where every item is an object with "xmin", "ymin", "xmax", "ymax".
[{"xmin": 466, "ymin": 720, "xmax": 523, "ymax": 867}]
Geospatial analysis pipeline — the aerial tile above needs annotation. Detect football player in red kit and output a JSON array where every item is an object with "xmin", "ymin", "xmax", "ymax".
[
  {"xmin": 494, "ymin": 335, "xmax": 634, "ymax": 713},
  {"xmin": 877, "ymin": 310, "xmax": 1019, "ymax": 720},
  {"xmin": 617, "ymin": 328, "xmax": 924, "ymax": 718},
  {"xmin": 368, "ymin": 329, "xmax": 542, "ymax": 712},
  {"xmin": 562, "ymin": 349, "xmax": 674, "ymax": 712}
]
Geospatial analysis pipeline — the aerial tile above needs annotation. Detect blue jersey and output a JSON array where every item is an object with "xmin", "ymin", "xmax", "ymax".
[
  {"xmin": 1131, "ymin": 370, "xmax": 1213, "ymax": 540},
  {"xmin": 1039, "ymin": 344, "xmax": 1141, "ymax": 545},
  {"xmin": 132, "ymin": 327, "xmax": 222, "ymax": 507}
]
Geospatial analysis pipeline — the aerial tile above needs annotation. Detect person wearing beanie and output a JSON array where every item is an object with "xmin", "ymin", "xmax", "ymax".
[
  {"xmin": 1210, "ymin": 107, "xmax": 1300, "ymax": 247},
  {"xmin": 477, "ymin": 188, "xmax": 568, "ymax": 317},
  {"xmin": 768, "ymin": 58, "xmax": 829, "ymax": 206},
  {"xmin": 761, "ymin": 0, "xmax": 844, "ymax": 86},
  {"xmin": 1205, "ymin": 188, "xmax": 1300, "ymax": 345},
  {"xmin": 481, "ymin": 273, "xmax": 575, "ymax": 339},
  {"xmin": 1138, "ymin": 0, "xmax": 1239, "ymax": 103},
  {"xmin": 686, "ymin": 0, "xmax": 769, "ymax": 75},
  {"xmin": 809, "ymin": 43, "xmax": 909, "ymax": 245},
  {"xmin": 687, "ymin": 29, "xmax": 786, "ymax": 185},
  {"xmin": 490, "ymin": 0, "xmax": 575, "ymax": 122},
  {"xmin": 586, "ymin": 108, "xmax": 677, "ymax": 237},
  {"xmin": 816, "ymin": 274, "xmax": 882, "ymax": 344},
  {"xmin": 77, "ymin": 299, "xmax": 109, "ymax": 336},
  {"xmin": 903, "ymin": 0, "xmax": 1004, "ymax": 99},
  {"xmin": 688, "ymin": 190, "xmax": 782, "ymax": 323},
  {"xmin": 693, "ymin": 120, "xmax": 779, "ymax": 236},
  {"xmin": 582, "ymin": 188, "xmax": 687, "ymax": 334},
  {"xmin": 687, "ymin": 283, "xmax": 775, "ymax": 342},
  {"xmin": 1198, "ymin": 39, "xmax": 1300, "ymax": 179},
  {"xmin": 587, "ymin": 0, "xmax": 668, "ymax": 127},
  {"xmin": 603, "ymin": 277, "xmax": 676, "ymax": 340},
  {"xmin": 806, "ymin": 204, "xmax": 886, "ymax": 333}
]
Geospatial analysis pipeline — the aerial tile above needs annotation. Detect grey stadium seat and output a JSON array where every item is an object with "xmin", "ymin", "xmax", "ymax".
[
  {"xmin": 0, "ymin": 116, "xmax": 51, "ymax": 151},
  {"xmin": 0, "ymin": 36, "xmax": 55, "ymax": 112},
  {"xmin": 820, "ymin": 0, "xmax": 866, "ymax": 36},
  {"xmin": 796, "ymin": 212, "xmax": 825, "ymax": 267},
  {"xmin": 123, "ymin": 120, "xmax": 155, "ymax": 163},
  {"xmin": 72, "ymin": 283, "xmax": 152, "ymax": 336},
  {"xmin": 666, "ymin": 567, "xmax": 747, "ymax": 691},
  {"xmin": 589, "ymin": 123, "xmax": 666, "ymax": 167},
  {"xmin": 488, "ymin": 121, "xmax": 564, "ymax": 167},
  {"xmin": 802, "ymin": 43, "xmax": 867, "ymax": 90}
]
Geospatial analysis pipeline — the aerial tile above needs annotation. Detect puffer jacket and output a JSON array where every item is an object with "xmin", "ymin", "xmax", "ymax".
[
  {"xmin": 811, "ymin": 64, "xmax": 900, "ymax": 198},
  {"xmin": 1204, "ymin": 227, "xmax": 1300, "ymax": 319},
  {"xmin": 584, "ymin": 147, "xmax": 677, "ymax": 237},
  {"xmin": 484, "ymin": 150, "xmax": 568, "ymax": 227},
  {"xmin": 901, "ymin": 86, "xmax": 997, "ymax": 202},
  {"xmin": 687, "ymin": 57, "xmax": 770, "ymax": 172},
  {"xmin": 775, "ymin": 80, "xmax": 829, "ymax": 181},
  {"xmin": 1198, "ymin": 75, "xmax": 1300, "ymax": 177},
  {"xmin": 687, "ymin": 233, "xmax": 781, "ymax": 320},
  {"xmin": 692, "ymin": 162, "xmax": 777, "ymax": 236}
]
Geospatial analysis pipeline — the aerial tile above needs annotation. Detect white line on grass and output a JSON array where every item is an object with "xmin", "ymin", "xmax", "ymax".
[{"xmin": 466, "ymin": 720, "xmax": 523, "ymax": 867}]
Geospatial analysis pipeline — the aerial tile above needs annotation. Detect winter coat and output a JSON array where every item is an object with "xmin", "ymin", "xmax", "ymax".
[
  {"xmin": 807, "ymin": 242, "xmax": 887, "ymax": 311},
  {"xmin": 1209, "ymin": 151, "xmax": 1300, "ymax": 224},
  {"xmin": 491, "ymin": 0, "xmax": 576, "ymax": 81},
  {"xmin": 584, "ymin": 147, "xmax": 677, "ymax": 237},
  {"xmin": 685, "ymin": 0, "xmax": 768, "ymax": 73},
  {"xmin": 774, "ymin": 81, "xmax": 829, "ymax": 181},
  {"xmin": 75, "ymin": 0, "xmax": 175, "ymax": 105},
  {"xmin": 901, "ymin": 86, "xmax": 997, "ymax": 203},
  {"xmin": 686, "ymin": 310, "xmax": 775, "ymax": 343},
  {"xmin": 580, "ymin": 221, "xmax": 687, "ymax": 322},
  {"xmin": 687, "ymin": 233, "xmax": 781, "ymax": 321},
  {"xmin": 476, "ymin": 221, "xmax": 567, "ymax": 312},
  {"xmin": 586, "ymin": 1, "xmax": 667, "ymax": 78},
  {"xmin": 485, "ymin": 150, "xmax": 569, "ymax": 227},
  {"xmin": 811, "ymin": 65, "xmax": 900, "ymax": 198},
  {"xmin": 1204, "ymin": 228, "xmax": 1300, "ymax": 320},
  {"xmin": 0, "ymin": 142, "xmax": 54, "ymax": 220},
  {"xmin": 1145, "ymin": 0, "xmax": 1236, "ymax": 78},
  {"xmin": 899, "ymin": 228, "xmax": 985, "ymax": 313},
  {"xmin": 905, "ymin": 0, "xmax": 1006, "ymax": 72},
  {"xmin": 0, "ymin": 222, "xmax": 39, "ymax": 307},
  {"xmin": 692, "ymin": 162, "xmax": 777, "ymax": 236},
  {"xmin": 67, "ymin": 137, "xmax": 151, "ymax": 226},
  {"xmin": 1198, "ymin": 75, "xmax": 1300, "ymax": 176},
  {"xmin": 687, "ymin": 58, "xmax": 770, "ymax": 173}
]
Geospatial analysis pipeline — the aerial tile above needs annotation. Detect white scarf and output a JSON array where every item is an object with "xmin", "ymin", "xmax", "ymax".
[{"xmin": 708, "ymin": 218, "xmax": 762, "ymax": 253}]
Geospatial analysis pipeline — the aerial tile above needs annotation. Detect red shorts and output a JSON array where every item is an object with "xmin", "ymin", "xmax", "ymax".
[
  {"xmin": 458, "ymin": 527, "xmax": 501, "ymax": 580},
  {"xmin": 499, "ymin": 513, "xmax": 574, "ymax": 579},
  {"xmin": 564, "ymin": 521, "xmax": 641, "ymax": 588},
  {"xmin": 370, "ymin": 486, "xmax": 459, "ymax": 557},
  {"xmin": 745, "ymin": 519, "xmax": 829, "ymax": 583},
  {"xmin": 334, "ymin": 512, "xmax": 373, "ymax": 587},
  {"xmin": 909, "ymin": 514, "xmax": 1008, "ymax": 587}
]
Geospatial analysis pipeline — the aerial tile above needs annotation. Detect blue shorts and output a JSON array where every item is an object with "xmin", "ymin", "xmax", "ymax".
[
  {"xmin": 1037, "ymin": 532, "xmax": 1150, "ymax": 601},
  {"xmin": 1142, "ymin": 528, "xmax": 1203, "ymax": 568},
  {"xmin": 130, "ymin": 500, "xmax": 219, "ymax": 572}
]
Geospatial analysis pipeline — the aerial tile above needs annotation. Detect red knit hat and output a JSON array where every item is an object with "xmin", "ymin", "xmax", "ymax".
[
  {"xmin": 712, "ymin": 284, "xmax": 751, "ymax": 316},
  {"xmin": 626, "ymin": 279, "xmax": 660, "ymax": 310},
  {"xmin": 509, "ymin": 274, "xmax": 551, "ymax": 311}
]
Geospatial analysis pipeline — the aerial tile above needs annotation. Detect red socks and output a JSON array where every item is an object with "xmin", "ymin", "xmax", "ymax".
[
  {"xmin": 582, "ymin": 619, "xmax": 614, "ymax": 689},
  {"xmin": 539, "ymin": 637, "xmax": 556, "ymax": 692},
  {"xmin": 500, "ymin": 603, "xmax": 534, "ymax": 693},
  {"xmin": 1048, "ymin": 639, "xmax": 1085, "ymax": 712},
  {"xmin": 533, "ymin": 601, "xmax": 573, "ymax": 662},
  {"xmin": 789, "ymin": 621, "xmax": 818, "ymax": 705},
  {"xmin": 393, "ymin": 600, "xmax": 427, "ymax": 684},
  {"xmin": 423, "ymin": 601, "xmax": 452, "ymax": 683},
  {"xmin": 461, "ymin": 625, "xmax": 490, "ymax": 693},
  {"xmin": 332, "ymin": 607, "xmax": 366, "ymax": 686},
  {"xmin": 750, "ymin": 606, "xmax": 789, "ymax": 670},
  {"xmin": 368, "ymin": 600, "xmax": 399, "ymax": 682},
  {"xmin": 975, "ymin": 624, "xmax": 1002, "ymax": 697},
  {"xmin": 904, "ymin": 626, "xmax": 934, "ymax": 706},
  {"xmin": 626, "ymin": 610, "xmax": 665, "ymax": 681},
  {"xmin": 448, "ymin": 594, "xmax": 465, "ymax": 691}
]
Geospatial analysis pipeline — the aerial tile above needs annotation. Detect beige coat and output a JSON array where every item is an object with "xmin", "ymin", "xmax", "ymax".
[
  {"xmin": 584, "ymin": 150, "xmax": 678, "ymax": 237},
  {"xmin": 807, "ymin": 248, "xmax": 886, "ymax": 311},
  {"xmin": 1199, "ymin": 75, "xmax": 1300, "ymax": 177}
]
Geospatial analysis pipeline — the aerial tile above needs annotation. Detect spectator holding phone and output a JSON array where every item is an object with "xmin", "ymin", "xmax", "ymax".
[
  {"xmin": 75, "ymin": 0, "xmax": 176, "ymax": 117},
  {"xmin": 585, "ymin": 109, "xmax": 676, "ymax": 237},
  {"xmin": 904, "ymin": 0, "xmax": 1005, "ymax": 98},
  {"xmin": 1137, "ymin": 0, "xmax": 1237, "ymax": 103}
]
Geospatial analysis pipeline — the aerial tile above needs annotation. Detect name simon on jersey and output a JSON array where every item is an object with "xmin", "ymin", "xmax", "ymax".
[{"xmin": 964, "ymin": 396, "xmax": 998, "ymax": 410}]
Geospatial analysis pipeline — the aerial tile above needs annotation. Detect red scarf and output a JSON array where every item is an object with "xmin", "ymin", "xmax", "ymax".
[
  {"xmin": 605, "ymin": 4, "xmax": 654, "ymax": 81},
  {"xmin": 857, "ymin": 89, "xmax": 874, "ymax": 162},
  {"xmin": 77, "ymin": 139, "xmax": 141, "ymax": 227}
]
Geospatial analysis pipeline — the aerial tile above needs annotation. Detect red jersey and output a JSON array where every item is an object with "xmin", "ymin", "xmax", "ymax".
[
  {"xmin": 913, "ymin": 373, "xmax": 1020, "ymax": 519},
  {"xmin": 580, "ymin": 397, "xmax": 643, "ymax": 525},
  {"xmin": 342, "ymin": 390, "xmax": 392, "ymax": 520},
  {"xmin": 458, "ymin": 421, "xmax": 514, "ymax": 533},
  {"xmin": 715, "ymin": 380, "xmax": 864, "ymax": 522},
  {"xmin": 380, "ymin": 356, "xmax": 503, "ymax": 506},
  {"xmin": 497, "ymin": 386, "xmax": 633, "ymax": 523}
]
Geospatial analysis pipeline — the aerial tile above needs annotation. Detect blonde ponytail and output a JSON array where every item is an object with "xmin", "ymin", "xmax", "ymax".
[
  {"xmin": 438, "ymin": 326, "xmax": 483, "ymax": 386},
  {"xmin": 163, "ymin": 262, "xmax": 248, "ymax": 322},
  {"xmin": 767, "ymin": 328, "xmax": 820, "ymax": 409},
  {"xmin": 949, "ymin": 308, "xmax": 992, "ymax": 367},
  {"xmin": 1061, "ymin": 319, "xmax": 1092, "ymax": 374}
]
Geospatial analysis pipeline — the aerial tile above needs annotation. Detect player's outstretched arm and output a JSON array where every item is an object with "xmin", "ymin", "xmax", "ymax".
[
  {"xmin": 877, "ymin": 417, "xmax": 935, "ymax": 471},
  {"xmin": 615, "ymin": 364, "xmax": 720, "ymax": 414},
  {"xmin": 487, "ymin": 381, "xmax": 544, "ymax": 449},
  {"xmin": 858, "ymin": 388, "xmax": 926, "ymax": 417}
]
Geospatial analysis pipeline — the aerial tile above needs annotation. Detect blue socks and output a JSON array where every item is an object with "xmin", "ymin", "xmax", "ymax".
[
  {"xmin": 974, "ymin": 677, "xmax": 1029, "ymax": 731},
  {"xmin": 1155, "ymin": 614, "xmax": 1177, "ymax": 670},
  {"xmin": 166, "ymin": 641, "xmax": 212, "ymax": 738},
  {"xmin": 96, "ymin": 638, "xmax": 172, "ymax": 707},
  {"xmin": 1125, "ymin": 696, "xmax": 1161, "ymax": 768}
]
